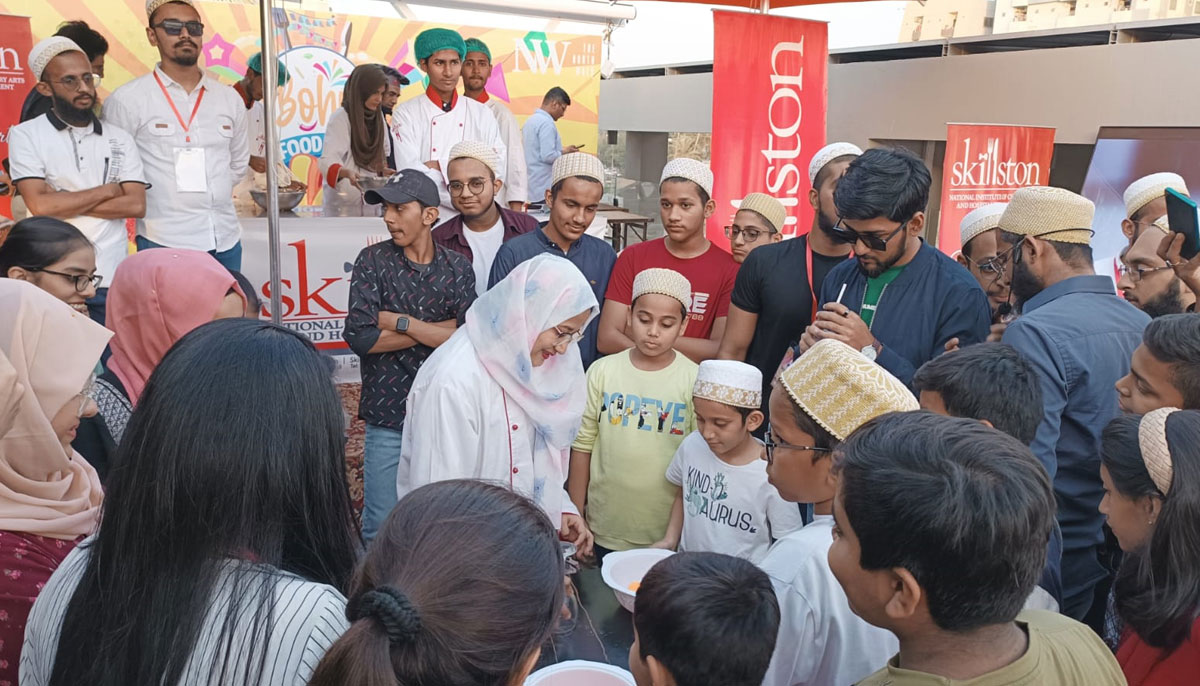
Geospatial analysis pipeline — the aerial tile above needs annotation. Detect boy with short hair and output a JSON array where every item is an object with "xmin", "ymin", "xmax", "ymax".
[
  {"xmin": 654, "ymin": 360, "xmax": 803, "ymax": 562},
  {"xmin": 1116, "ymin": 312, "xmax": 1200, "ymax": 413},
  {"xmin": 759, "ymin": 339, "xmax": 917, "ymax": 686},
  {"xmin": 598, "ymin": 158, "xmax": 739, "ymax": 363},
  {"xmin": 913, "ymin": 342, "xmax": 1063, "ymax": 611},
  {"xmin": 830, "ymin": 412, "xmax": 1125, "ymax": 685},
  {"xmin": 629, "ymin": 552, "xmax": 780, "ymax": 686},
  {"xmin": 569, "ymin": 268, "xmax": 699, "ymax": 555}
]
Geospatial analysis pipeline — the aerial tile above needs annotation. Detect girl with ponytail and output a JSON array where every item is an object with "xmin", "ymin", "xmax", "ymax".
[{"xmin": 309, "ymin": 479, "xmax": 565, "ymax": 686}]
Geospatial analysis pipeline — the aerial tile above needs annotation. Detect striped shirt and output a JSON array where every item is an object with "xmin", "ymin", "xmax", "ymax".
[{"xmin": 20, "ymin": 540, "xmax": 349, "ymax": 686}]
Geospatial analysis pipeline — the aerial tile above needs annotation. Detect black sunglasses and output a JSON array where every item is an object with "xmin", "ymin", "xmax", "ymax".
[
  {"xmin": 830, "ymin": 218, "xmax": 908, "ymax": 252},
  {"xmin": 153, "ymin": 19, "xmax": 205, "ymax": 37}
]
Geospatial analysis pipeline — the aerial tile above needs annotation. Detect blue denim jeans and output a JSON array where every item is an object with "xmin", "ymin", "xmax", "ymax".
[
  {"xmin": 135, "ymin": 235, "xmax": 243, "ymax": 272},
  {"xmin": 362, "ymin": 423, "xmax": 404, "ymax": 543}
]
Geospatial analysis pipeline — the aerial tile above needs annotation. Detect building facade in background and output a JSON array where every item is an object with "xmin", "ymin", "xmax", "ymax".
[{"xmin": 901, "ymin": 0, "xmax": 1200, "ymax": 41}]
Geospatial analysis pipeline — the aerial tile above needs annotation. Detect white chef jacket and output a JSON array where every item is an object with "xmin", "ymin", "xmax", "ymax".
[
  {"xmin": 481, "ymin": 96, "xmax": 528, "ymax": 207},
  {"xmin": 398, "ymin": 330, "xmax": 578, "ymax": 523},
  {"xmin": 7, "ymin": 111, "xmax": 145, "ymax": 287},
  {"xmin": 390, "ymin": 91, "xmax": 506, "ymax": 219},
  {"xmin": 103, "ymin": 65, "xmax": 249, "ymax": 252},
  {"xmin": 248, "ymin": 100, "xmax": 266, "ymax": 158},
  {"xmin": 318, "ymin": 107, "xmax": 390, "ymax": 211},
  {"xmin": 759, "ymin": 516, "xmax": 898, "ymax": 686}
]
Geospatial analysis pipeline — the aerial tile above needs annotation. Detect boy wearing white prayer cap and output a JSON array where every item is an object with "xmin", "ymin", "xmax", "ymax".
[
  {"xmin": 598, "ymin": 158, "xmax": 739, "ymax": 364},
  {"xmin": 655, "ymin": 359, "xmax": 803, "ymax": 564},
  {"xmin": 955, "ymin": 202, "xmax": 1012, "ymax": 316},
  {"xmin": 569, "ymin": 268, "xmax": 699, "ymax": 557},
  {"xmin": 1122, "ymin": 172, "xmax": 1189, "ymax": 244}
]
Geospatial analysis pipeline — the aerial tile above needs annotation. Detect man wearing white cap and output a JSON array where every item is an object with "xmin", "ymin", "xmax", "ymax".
[
  {"xmin": 956, "ymin": 202, "xmax": 1013, "ymax": 317},
  {"xmin": 103, "ymin": 0, "xmax": 249, "ymax": 271},
  {"xmin": 1118, "ymin": 215, "xmax": 1195, "ymax": 317},
  {"xmin": 489, "ymin": 152, "xmax": 616, "ymax": 367},
  {"xmin": 995, "ymin": 186, "xmax": 1150, "ymax": 626},
  {"xmin": 8, "ymin": 36, "xmax": 146, "ymax": 325},
  {"xmin": 599, "ymin": 158, "xmax": 739, "ymax": 363},
  {"xmin": 1122, "ymin": 172, "xmax": 1189, "ymax": 245},
  {"xmin": 432, "ymin": 140, "xmax": 538, "ymax": 295}
]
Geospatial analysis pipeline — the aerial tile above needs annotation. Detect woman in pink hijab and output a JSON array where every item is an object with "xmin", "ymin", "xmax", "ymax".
[
  {"xmin": 0, "ymin": 279, "xmax": 110, "ymax": 683},
  {"xmin": 74, "ymin": 249, "xmax": 244, "ymax": 480}
]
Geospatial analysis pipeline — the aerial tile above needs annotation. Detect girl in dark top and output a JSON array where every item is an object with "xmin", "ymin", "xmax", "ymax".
[
  {"xmin": 0, "ymin": 217, "xmax": 99, "ymax": 317},
  {"xmin": 309, "ymin": 480, "xmax": 565, "ymax": 686}
]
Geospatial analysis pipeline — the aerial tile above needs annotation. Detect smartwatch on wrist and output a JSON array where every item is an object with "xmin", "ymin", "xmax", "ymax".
[{"xmin": 395, "ymin": 316, "xmax": 410, "ymax": 333}]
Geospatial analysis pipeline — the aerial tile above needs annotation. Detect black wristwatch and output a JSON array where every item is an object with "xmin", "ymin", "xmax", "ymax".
[{"xmin": 395, "ymin": 316, "xmax": 410, "ymax": 333}]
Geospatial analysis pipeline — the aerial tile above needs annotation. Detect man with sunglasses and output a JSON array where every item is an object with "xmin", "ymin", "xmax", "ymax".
[
  {"xmin": 8, "ymin": 37, "xmax": 146, "ymax": 326},
  {"xmin": 103, "ymin": 0, "xmax": 249, "ymax": 271},
  {"xmin": 995, "ymin": 186, "xmax": 1150, "ymax": 629},
  {"xmin": 800, "ymin": 147, "xmax": 991, "ymax": 387},
  {"xmin": 432, "ymin": 141, "xmax": 536, "ymax": 296}
]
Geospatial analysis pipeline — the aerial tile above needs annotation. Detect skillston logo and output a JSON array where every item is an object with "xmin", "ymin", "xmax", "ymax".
[{"xmin": 950, "ymin": 137, "xmax": 1044, "ymax": 188}]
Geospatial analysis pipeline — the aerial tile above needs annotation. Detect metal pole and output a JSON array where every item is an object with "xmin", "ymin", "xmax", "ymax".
[{"xmin": 259, "ymin": 0, "xmax": 283, "ymax": 325}]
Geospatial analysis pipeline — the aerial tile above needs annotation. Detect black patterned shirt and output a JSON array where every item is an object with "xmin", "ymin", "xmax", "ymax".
[{"xmin": 343, "ymin": 241, "xmax": 476, "ymax": 430}]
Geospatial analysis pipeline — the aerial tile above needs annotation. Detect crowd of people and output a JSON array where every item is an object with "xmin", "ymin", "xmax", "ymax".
[{"xmin": 1, "ymin": 0, "xmax": 1200, "ymax": 684}]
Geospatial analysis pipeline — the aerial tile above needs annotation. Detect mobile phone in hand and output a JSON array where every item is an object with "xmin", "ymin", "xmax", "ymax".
[{"xmin": 1165, "ymin": 188, "xmax": 1200, "ymax": 260}]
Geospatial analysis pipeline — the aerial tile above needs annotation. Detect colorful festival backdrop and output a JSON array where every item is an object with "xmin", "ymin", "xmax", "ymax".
[{"xmin": 0, "ymin": 0, "xmax": 602, "ymax": 206}]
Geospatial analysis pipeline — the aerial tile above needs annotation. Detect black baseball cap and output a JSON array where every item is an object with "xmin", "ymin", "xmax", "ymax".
[{"xmin": 363, "ymin": 169, "xmax": 440, "ymax": 208}]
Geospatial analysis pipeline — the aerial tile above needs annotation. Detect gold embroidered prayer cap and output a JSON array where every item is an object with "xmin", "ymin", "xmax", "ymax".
[
  {"xmin": 738, "ymin": 193, "xmax": 787, "ymax": 233},
  {"xmin": 146, "ymin": 0, "xmax": 195, "ymax": 19},
  {"xmin": 997, "ymin": 186, "xmax": 1095, "ymax": 246},
  {"xmin": 808, "ymin": 142, "xmax": 863, "ymax": 185},
  {"xmin": 661, "ymin": 158, "xmax": 714, "ymax": 197},
  {"xmin": 778, "ymin": 339, "xmax": 918, "ymax": 441},
  {"xmin": 960, "ymin": 202, "xmax": 1007, "ymax": 248},
  {"xmin": 1124, "ymin": 173, "xmax": 1189, "ymax": 218},
  {"xmin": 28, "ymin": 36, "xmax": 84, "ymax": 82},
  {"xmin": 551, "ymin": 152, "xmax": 605, "ymax": 186},
  {"xmin": 448, "ymin": 140, "xmax": 500, "ymax": 178},
  {"xmin": 694, "ymin": 360, "xmax": 763, "ymax": 410},
  {"xmin": 632, "ymin": 268, "xmax": 692, "ymax": 314}
]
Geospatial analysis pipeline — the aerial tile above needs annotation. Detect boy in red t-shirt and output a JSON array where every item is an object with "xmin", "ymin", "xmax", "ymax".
[{"xmin": 598, "ymin": 158, "xmax": 739, "ymax": 362}]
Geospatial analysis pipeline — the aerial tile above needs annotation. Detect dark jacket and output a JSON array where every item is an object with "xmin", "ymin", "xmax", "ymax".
[{"xmin": 431, "ymin": 203, "xmax": 538, "ymax": 263}]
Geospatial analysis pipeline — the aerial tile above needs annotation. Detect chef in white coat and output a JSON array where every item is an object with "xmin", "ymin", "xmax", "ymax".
[
  {"xmin": 461, "ymin": 37, "xmax": 528, "ymax": 211},
  {"xmin": 398, "ymin": 254, "xmax": 595, "ymax": 554},
  {"xmin": 391, "ymin": 28, "xmax": 506, "ymax": 220},
  {"xmin": 318, "ymin": 63, "xmax": 390, "ymax": 213}
]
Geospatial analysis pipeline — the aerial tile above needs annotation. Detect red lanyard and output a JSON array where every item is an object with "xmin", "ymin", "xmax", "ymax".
[{"xmin": 153, "ymin": 71, "xmax": 206, "ymax": 144}]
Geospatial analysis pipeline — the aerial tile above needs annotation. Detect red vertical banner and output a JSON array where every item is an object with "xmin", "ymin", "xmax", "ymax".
[
  {"xmin": 0, "ymin": 14, "xmax": 34, "ymax": 219},
  {"xmin": 938, "ymin": 123, "xmax": 1056, "ymax": 256},
  {"xmin": 710, "ymin": 11, "xmax": 827, "ymax": 249}
]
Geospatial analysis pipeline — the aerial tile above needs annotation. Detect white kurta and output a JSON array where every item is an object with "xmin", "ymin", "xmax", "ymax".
[
  {"xmin": 398, "ymin": 330, "xmax": 577, "ymax": 522},
  {"xmin": 484, "ymin": 97, "xmax": 528, "ymax": 207},
  {"xmin": 390, "ymin": 93, "xmax": 506, "ymax": 219}
]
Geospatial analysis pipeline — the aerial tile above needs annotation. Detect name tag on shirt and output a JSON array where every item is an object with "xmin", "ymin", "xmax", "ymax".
[{"xmin": 174, "ymin": 147, "xmax": 207, "ymax": 192}]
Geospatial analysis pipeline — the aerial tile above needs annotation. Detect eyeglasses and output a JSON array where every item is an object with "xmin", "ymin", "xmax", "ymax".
[
  {"xmin": 77, "ymin": 373, "xmax": 96, "ymax": 418},
  {"xmin": 554, "ymin": 325, "xmax": 584, "ymax": 345},
  {"xmin": 50, "ymin": 73, "xmax": 101, "ymax": 91},
  {"xmin": 30, "ymin": 269, "xmax": 102, "ymax": 293},
  {"xmin": 830, "ymin": 218, "xmax": 908, "ymax": 251},
  {"xmin": 762, "ymin": 424, "xmax": 832, "ymax": 465},
  {"xmin": 153, "ymin": 19, "xmax": 205, "ymax": 37},
  {"xmin": 724, "ymin": 225, "xmax": 776, "ymax": 243},
  {"xmin": 962, "ymin": 253, "xmax": 1007, "ymax": 279},
  {"xmin": 448, "ymin": 179, "xmax": 488, "ymax": 197},
  {"xmin": 1118, "ymin": 263, "xmax": 1174, "ymax": 282}
]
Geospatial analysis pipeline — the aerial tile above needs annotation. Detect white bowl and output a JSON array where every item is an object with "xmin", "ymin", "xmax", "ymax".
[
  {"xmin": 525, "ymin": 660, "xmax": 636, "ymax": 686},
  {"xmin": 601, "ymin": 548, "xmax": 674, "ymax": 612}
]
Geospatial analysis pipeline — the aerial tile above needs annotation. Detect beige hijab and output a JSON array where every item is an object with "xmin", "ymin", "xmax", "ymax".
[{"xmin": 0, "ymin": 280, "xmax": 111, "ymax": 539}]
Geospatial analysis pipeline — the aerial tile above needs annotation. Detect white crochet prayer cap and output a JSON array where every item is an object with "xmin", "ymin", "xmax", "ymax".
[
  {"xmin": 632, "ymin": 268, "xmax": 692, "ymax": 313},
  {"xmin": 551, "ymin": 152, "xmax": 605, "ymax": 185},
  {"xmin": 660, "ymin": 158, "xmax": 713, "ymax": 197},
  {"xmin": 448, "ymin": 140, "xmax": 500, "ymax": 177},
  {"xmin": 960, "ymin": 203, "xmax": 1007, "ymax": 248},
  {"xmin": 28, "ymin": 37, "xmax": 84, "ymax": 82},
  {"xmin": 1124, "ymin": 173, "xmax": 1189, "ymax": 218},
  {"xmin": 998, "ymin": 186, "xmax": 1095, "ymax": 246},
  {"xmin": 739, "ymin": 193, "xmax": 787, "ymax": 233},
  {"xmin": 694, "ymin": 360, "xmax": 763, "ymax": 410},
  {"xmin": 146, "ymin": 0, "xmax": 195, "ymax": 18},
  {"xmin": 808, "ymin": 142, "xmax": 863, "ymax": 185}
]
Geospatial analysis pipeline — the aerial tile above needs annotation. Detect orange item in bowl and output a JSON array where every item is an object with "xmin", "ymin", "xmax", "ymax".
[{"xmin": 627, "ymin": 581, "xmax": 641, "ymax": 592}]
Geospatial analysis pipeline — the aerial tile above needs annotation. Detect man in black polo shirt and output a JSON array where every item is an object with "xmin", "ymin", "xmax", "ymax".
[{"xmin": 343, "ymin": 169, "xmax": 476, "ymax": 541}]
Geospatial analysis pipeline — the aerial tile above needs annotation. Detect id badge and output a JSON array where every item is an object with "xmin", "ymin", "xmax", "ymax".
[{"xmin": 174, "ymin": 147, "xmax": 207, "ymax": 192}]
